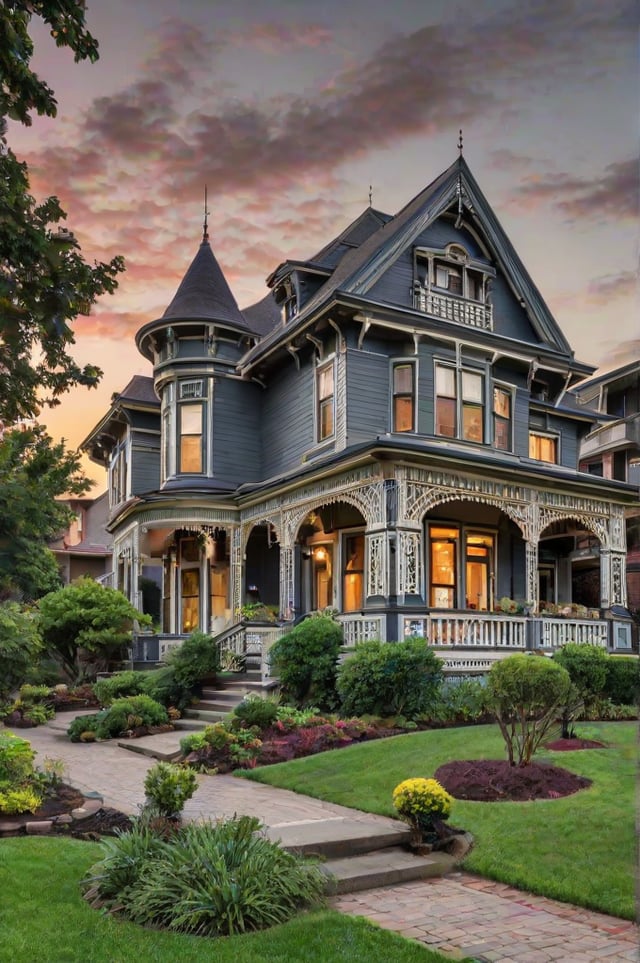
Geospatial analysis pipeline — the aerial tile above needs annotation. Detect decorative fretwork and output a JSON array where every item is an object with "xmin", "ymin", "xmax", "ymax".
[
  {"xmin": 279, "ymin": 546, "xmax": 295, "ymax": 620},
  {"xmin": 397, "ymin": 529, "xmax": 422, "ymax": 599},
  {"xmin": 134, "ymin": 506, "xmax": 240, "ymax": 527},
  {"xmin": 525, "ymin": 541, "xmax": 539, "ymax": 612},
  {"xmin": 600, "ymin": 551, "xmax": 611, "ymax": 607},
  {"xmin": 610, "ymin": 552, "xmax": 627, "ymax": 606},
  {"xmin": 280, "ymin": 479, "xmax": 386, "ymax": 548},
  {"xmin": 366, "ymin": 533, "xmax": 386, "ymax": 598},
  {"xmin": 231, "ymin": 527, "xmax": 243, "ymax": 616},
  {"xmin": 610, "ymin": 508, "xmax": 627, "ymax": 552}
]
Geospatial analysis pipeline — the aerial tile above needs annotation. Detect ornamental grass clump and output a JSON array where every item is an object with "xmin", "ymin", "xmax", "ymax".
[{"xmin": 392, "ymin": 777, "xmax": 453, "ymax": 838}]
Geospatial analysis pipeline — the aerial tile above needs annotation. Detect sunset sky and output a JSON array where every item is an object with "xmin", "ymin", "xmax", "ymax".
[{"xmin": 9, "ymin": 0, "xmax": 638, "ymax": 489}]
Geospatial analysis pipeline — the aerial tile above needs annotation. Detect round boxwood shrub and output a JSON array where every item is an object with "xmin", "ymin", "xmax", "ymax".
[
  {"xmin": 269, "ymin": 614, "xmax": 342, "ymax": 710},
  {"xmin": 336, "ymin": 638, "xmax": 443, "ymax": 720},
  {"xmin": 602, "ymin": 657, "xmax": 639, "ymax": 706},
  {"xmin": 552, "ymin": 643, "xmax": 608, "ymax": 709}
]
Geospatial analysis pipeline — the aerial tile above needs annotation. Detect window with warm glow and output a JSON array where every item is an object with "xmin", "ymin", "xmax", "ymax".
[
  {"xmin": 392, "ymin": 363, "xmax": 415, "ymax": 432},
  {"xmin": 429, "ymin": 527, "xmax": 459, "ymax": 608},
  {"xmin": 493, "ymin": 386, "xmax": 512, "ymax": 450},
  {"xmin": 180, "ymin": 403, "xmax": 203, "ymax": 473},
  {"xmin": 343, "ymin": 533, "xmax": 365, "ymax": 612},
  {"xmin": 317, "ymin": 361, "xmax": 335, "ymax": 441},
  {"xmin": 435, "ymin": 364, "xmax": 484, "ymax": 442},
  {"xmin": 529, "ymin": 431, "xmax": 558, "ymax": 463}
]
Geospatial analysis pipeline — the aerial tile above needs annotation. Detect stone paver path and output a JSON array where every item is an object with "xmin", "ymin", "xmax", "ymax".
[{"xmin": 19, "ymin": 720, "xmax": 640, "ymax": 962}]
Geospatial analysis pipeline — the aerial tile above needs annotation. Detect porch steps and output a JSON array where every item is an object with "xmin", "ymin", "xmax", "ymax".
[
  {"xmin": 265, "ymin": 818, "xmax": 458, "ymax": 894},
  {"xmin": 181, "ymin": 670, "xmax": 274, "ymax": 727}
]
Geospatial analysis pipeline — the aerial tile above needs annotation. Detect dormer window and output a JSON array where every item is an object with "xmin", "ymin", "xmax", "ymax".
[
  {"xmin": 274, "ymin": 277, "xmax": 298, "ymax": 324},
  {"xmin": 414, "ymin": 243, "xmax": 494, "ymax": 330}
]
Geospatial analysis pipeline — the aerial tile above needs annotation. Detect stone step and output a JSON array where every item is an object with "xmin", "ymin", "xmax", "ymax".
[
  {"xmin": 182, "ymin": 707, "xmax": 230, "ymax": 723},
  {"xmin": 200, "ymin": 690, "xmax": 246, "ymax": 704},
  {"xmin": 265, "ymin": 816, "xmax": 412, "ymax": 860},
  {"xmin": 320, "ymin": 847, "xmax": 455, "ymax": 895}
]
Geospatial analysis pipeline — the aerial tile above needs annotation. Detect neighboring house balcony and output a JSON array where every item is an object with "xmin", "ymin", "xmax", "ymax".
[
  {"xmin": 412, "ymin": 285, "xmax": 493, "ymax": 331},
  {"xmin": 580, "ymin": 414, "xmax": 640, "ymax": 460}
]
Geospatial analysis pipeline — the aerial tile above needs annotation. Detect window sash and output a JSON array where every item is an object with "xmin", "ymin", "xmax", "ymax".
[
  {"xmin": 392, "ymin": 363, "xmax": 415, "ymax": 432},
  {"xmin": 435, "ymin": 364, "xmax": 485, "ymax": 441},
  {"xmin": 493, "ymin": 387, "xmax": 512, "ymax": 450},
  {"xmin": 179, "ymin": 403, "xmax": 203, "ymax": 473},
  {"xmin": 529, "ymin": 432, "xmax": 558, "ymax": 463},
  {"xmin": 317, "ymin": 362, "xmax": 335, "ymax": 441}
]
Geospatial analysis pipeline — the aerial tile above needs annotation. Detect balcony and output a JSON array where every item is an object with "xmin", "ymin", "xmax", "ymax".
[
  {"xmin": 580, "ymin": 414, "xmax": 640, "ymax": 459},
  {"xmin": 413, "ymin": 286, "xmax": 493, "ymax": 331}
]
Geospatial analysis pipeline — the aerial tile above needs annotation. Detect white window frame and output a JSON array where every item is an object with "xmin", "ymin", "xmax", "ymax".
[
  {"xmin": 391, "ymin": 359, "xmax": 417, "ymax": 433},
  {"xmin": 434, "ymin": 361, "xmax": 486, "ymax": 443},
  {"xmin": 316, "ymin": 357, "xmax": 336, "ymax": 443},
  {"xmin": 492, "ymin": 382, "xmax": 514, "ymax": 452}
]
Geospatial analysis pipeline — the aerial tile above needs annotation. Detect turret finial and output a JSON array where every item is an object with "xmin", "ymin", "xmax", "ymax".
[
  {"xmin": 458, "ymin": 129, "xmax": 463, "ymax": 156},
  {"xmin": 203, "ymin": 185, "xmax": 209, "ymax": 242}
]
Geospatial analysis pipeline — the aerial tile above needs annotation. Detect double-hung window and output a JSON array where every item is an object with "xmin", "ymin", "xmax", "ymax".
[
  {"xmin": 529, "ymin": 431, "xmax": 558, "ymax": 463},
  {"xmin": 392, "ymin": 362, "xmax": 415, "ymax": 432},
  {"xmin": 317, "ymin": 361, "xmax": 335, "ymax": 442},
  {"xmin": 179, "ymin": 403, "xmax": 203, "ymax": 473},
  {"xmin": 435, "ymin": 364, "xmax": 484, "ymax": 442},
  {"xmin": 492, "ymin": 386, "xmax": 512, "ymax": 451}
]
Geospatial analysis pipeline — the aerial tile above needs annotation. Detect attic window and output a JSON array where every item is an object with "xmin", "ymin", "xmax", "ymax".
[
  {"xmin": 414, "ymin": 245, "xmax": 494, "ymax": 330},
  {"xmin": 180, "ymin": 380, "xmax": 204, "ymax": 400}
]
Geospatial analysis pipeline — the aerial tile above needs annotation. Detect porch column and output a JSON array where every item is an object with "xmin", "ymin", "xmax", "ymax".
[
  {"xmin": 525, "ymin": 539, "xmax": 539, "ymax": 613},
  {"xmin": 279, "ymin": 545, "xmax": 295, "ymax": 621},
  {"xmin": 601, "ymin": 550, "xmax": 627, "ymax": 608},
  {"xmin": 230, "ymin": 526, "xmax": 244, "ymax": 619},
  {"xmin": 396, "ymin": 527, "xmax": 423, "ymax": 603},
  {"xmin": 365, "ymin": 530, "xmax": 387, "ymax": 600}
]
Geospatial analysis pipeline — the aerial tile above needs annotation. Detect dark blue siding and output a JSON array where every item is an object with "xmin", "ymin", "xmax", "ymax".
[
  {"xmin": 346, "ymin": 349, "xmax": 389, "ymax": 442},
  {"xmin": 262, "ymin": 361, "xmax": 315, "ymax": 478},
  {"xmin": 213, "ymin": 376, "xmax": 262, "ymax": 485}
]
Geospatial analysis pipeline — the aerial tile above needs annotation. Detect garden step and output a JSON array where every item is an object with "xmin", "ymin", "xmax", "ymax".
[
  {"xmin": 320, "ymin": 847, "xmax": 455, "ymax": 894},
  {"xmin": 265, "ymin": 816, "xmax": 412, "ymax": 859},
  {"xmin": 200, "ymin": 689, "xmax": 252, "ymax": 703},
  {"xmin": 182, "ymin": 707, "xmax": 231, "ymax": 723}
]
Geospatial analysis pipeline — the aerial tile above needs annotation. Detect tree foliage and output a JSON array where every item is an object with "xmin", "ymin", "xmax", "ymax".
[
  {"xmin": 487, "ymin": 654, "xmax": 572, "ymax": 767},
  {"xmin": 0, "ymin": 601, "xmax": 43, "ymax": 698},
  {"xmin": 37, "ymin": 577, "xmax": 151, "ymax": 679},
  {"xmin": 0, "ymin": 425, "xmax": 89, "ymax": 599}
]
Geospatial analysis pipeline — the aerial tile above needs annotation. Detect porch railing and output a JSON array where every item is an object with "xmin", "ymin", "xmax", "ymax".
[
  {"xmin": 534, "ymin": 618, "xmax": 609, "ymax": 650},
  {"xmin": 338, "ymin": 613, "xmax": 386, "ymax": 645},
  {"xmin": 426, "ymin": 613, "xmax": 526, "ymax": 647}
]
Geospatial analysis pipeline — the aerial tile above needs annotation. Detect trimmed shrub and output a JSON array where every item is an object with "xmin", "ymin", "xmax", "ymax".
[
  {"xmin": 553, "ymin": 643, "xmax": 608, "ymax": 708},
  {"xmin": 603, "ymin": 657, "xmax": 640, "ymax": 706},
  {"xmin": 167, "ymin": 631, "xmax": 220, "ymax": 693},
  {"xmin": 143, "ymin": 762, "xmax": 198, "ymax": 819},
  {"xmin": 337, "ymin": 638, "xmax": 443, "ymax": 720},
  {"xmin": 232, "ymin": 695, "xmax": 279, "ymax": 730},
  {"xmin": 269, "ymin": 615, "xmax": 342, "ymax": 710},
  {"xmin": 83, "ymin": 816, "xmax": 326, "ymax": 936},
  {"xmin": 488, "ymin": 654, "xmax": 572, "ymax": 766},
  {"xmin": 0, "ymin": 602, "xmax": 43, "ymax": 699},
  {"xmin": 67, "ymin": 696, "xmax": 168, "ymax": 741},
  {"xmin": 392, "ymin": 777, "xmax": 452, "ymax": 835},
  {"xmin": 93, "ymin": 670, "xmax": 146, "ymax": 706}
]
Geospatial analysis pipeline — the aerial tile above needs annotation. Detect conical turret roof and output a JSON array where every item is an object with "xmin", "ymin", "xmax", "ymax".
[{"xmin": 162, "ymin": 239, "xmax": 248, "ymax": 330}]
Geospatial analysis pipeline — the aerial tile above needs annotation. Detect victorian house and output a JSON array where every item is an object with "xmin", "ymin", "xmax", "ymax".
[{"xmin": 83, "ymin": 155, "xmax": 637, "ymax": 672}]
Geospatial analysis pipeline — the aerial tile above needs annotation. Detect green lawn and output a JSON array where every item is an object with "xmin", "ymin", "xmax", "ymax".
[
  {"xmin": 240, "ymin": 721, "xmax": 637, "ymax": 920},
  {"xmin": 0, "ymin": 837, "xmax": 459, "ymax": 963}
]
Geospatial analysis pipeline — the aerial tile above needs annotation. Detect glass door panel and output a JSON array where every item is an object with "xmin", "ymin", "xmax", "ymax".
[{"xmin": 181, "ymin": 568, "xmax": 200, "ymax": 633}]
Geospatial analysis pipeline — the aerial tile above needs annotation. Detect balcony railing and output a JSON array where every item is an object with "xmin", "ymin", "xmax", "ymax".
[
  {"xmin": 413, "ymin": 286, "xmax": 493, "ymax": 330},
  {"xmin": 426, "ymin": 612, "xmax": 526, "ymax": 647},
  {"xmin": 338, "ymin": 613, "xmax": 386, "ymax": 645}
]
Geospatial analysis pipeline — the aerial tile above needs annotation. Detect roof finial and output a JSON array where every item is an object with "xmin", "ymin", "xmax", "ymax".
[
  {"xmin": 368, "ymin": 184, "xmax": 373, "ymax": 207},
  {"xmin": 202, "ymin": 185, "xmax": 209, "ymax": 243},
  {"xmin": 458, "ymin": 129, "xmax": 463, "ymax": 156}
]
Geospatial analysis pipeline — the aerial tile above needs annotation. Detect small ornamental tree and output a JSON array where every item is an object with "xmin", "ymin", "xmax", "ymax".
[
  {"xmin": 487, "ymin": 654, "xmax": 572, "ymax": 767},
  {"xmin": 269, "ymin": 614, "xmax": 342, "ymax": 710},
  {"xmin": 37, "ymin": 577, "xmax": 151, "ymax": 679}
]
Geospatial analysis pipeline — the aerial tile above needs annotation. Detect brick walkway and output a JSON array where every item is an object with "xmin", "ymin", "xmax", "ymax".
[{"xmin": 21, "ymin": 721, "xmax": 640, "ymax": 962}]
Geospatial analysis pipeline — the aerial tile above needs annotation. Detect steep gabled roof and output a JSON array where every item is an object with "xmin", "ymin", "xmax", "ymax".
[
  {"xmin": 242, "ymin": 157, "xmax": 579, "ymax": 369},
  {"xmin": 162, "ymin": 239, "xmax": 248, "ymax": 331},
  {"xmin": 311, "ymin": 206, "xmax": 391, "ymax": 266}
]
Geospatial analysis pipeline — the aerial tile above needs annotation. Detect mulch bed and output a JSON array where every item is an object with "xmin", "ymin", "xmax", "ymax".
[
  {"xmin": 435, "ymin": 759, "xmax": 592, "ymax": 802},
  {"xmin": 1, "ymin": 784, "xmax": 133, "ymax": 839}
]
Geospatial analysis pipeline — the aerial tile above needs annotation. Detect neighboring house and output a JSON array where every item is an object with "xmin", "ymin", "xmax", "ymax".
[
  {"xmin": 49, "ymin": 492, "xmax": 113, "ymax": 584},
  {"xmin": 83, "ymin": 155, "xmax": 638, "ymax": 670},
  {"xmin": 573, "ymin": 362, "xmax": 640, "ymax": 613}
]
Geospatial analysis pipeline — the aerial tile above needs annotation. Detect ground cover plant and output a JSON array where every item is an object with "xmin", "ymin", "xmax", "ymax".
[
  {"xmin": 0, "ymin": 837, "xmax": 463, "ymax": 963},
  {"xmin": 241, "ymin": 721, "xmax": 636, "ymax": 919},
  {"xmin": 67, "ymin": 694, "xmax": 170, "ymax": 742}
]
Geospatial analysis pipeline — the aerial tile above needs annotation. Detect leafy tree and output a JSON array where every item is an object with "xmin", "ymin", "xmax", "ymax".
[
  {"xmin": 487, "ymin": 654, "xmax": 572, "ymax": 767},
  {"xmin": 0, "ymin": 601, "xmax": 42, "ymax": 698},
  {"xmin": 0, "ymin": 425, "xmax": 89, "ymax": 599},
  {"xmin": 37, "ymin": 578, "xmax": 151, "ymax": 679},
  {"xmin": 0, "ymin": 1, "xmax": 123, "ymax": 423},
  {"xmin": 0, "ymin": 4, "xmax": 123, "ymax": 595}
]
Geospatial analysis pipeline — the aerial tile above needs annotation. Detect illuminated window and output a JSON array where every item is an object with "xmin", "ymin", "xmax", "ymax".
[
  {"xmin": 435, "ymin": 364, "xmax": 484, "ymax": 442},
  {"xmin": 317, "ymin": 361, "xmax": 335, "ymax": 441},
  {"xmin": 343, "ymin": 533, "xmax": 365, "ymax": 612},
  {"xmin": 180, "ymin": 403, "xmax": 203, "ymax": 473},
  {"xmin": 392, "ymin": 363, "xmax": 415, "ymax": 432},
  {"xmin": 493, "ymin": 386, "xmax": 512, "ymax": 451},
  {"xmin": 529, "ymin": 431, "xmax": 558, "ymax": 463},
  {"xmin": 429, "ymin": 526, "xmax": 459, "ymax": 608}
]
